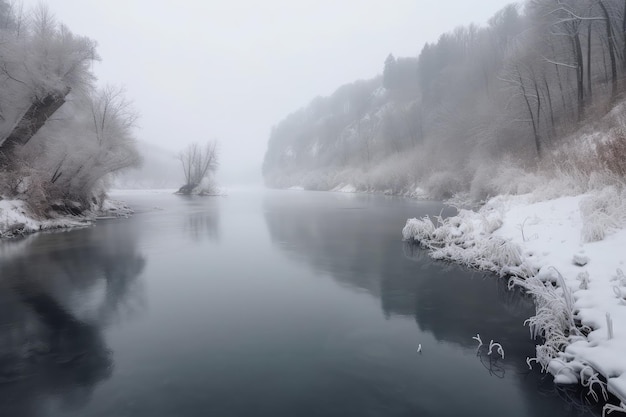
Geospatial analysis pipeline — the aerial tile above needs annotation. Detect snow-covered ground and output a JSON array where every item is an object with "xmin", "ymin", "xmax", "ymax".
[
  {"xmin": 0, "ymin": 197, "xmax": 133, "ymax": 238},
  {"xmin": 403, "ymin": 187, "xmax": 626, "ymax": 412},
  {"xmin": 331, "ymin": 183, "xmax": 357, "ymax": 193}
]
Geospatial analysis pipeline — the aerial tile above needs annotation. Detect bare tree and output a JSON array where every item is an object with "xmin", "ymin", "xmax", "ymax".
[{"xmin": 177, "ymin": 141, "xmax": 219, "ymax": 194}]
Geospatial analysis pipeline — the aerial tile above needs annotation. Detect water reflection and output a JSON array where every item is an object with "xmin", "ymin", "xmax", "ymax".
[
  {"xmin": 0, "ymin": 222, "xmax": 145, "ymax": 416},
  {"xmin": 400, "ymin": 242, "xmax": 534, "ymax": 351},
  {"xmin": 179, "ymin": 196, "xmax": 221, "ymax": 242},
  {"xmin": 264, "ymin": 195, "xmax": 533, "ymax": 349},
  {"xmin": 263, "ymin": 193, "xmax": 601, "ymax": 416}
]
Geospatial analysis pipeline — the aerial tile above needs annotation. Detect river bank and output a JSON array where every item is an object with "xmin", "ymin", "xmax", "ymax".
[
  {"xmin": 403, "ymin": 186, "xmax": 626, "ymax": 413},
  {"xmin": 0, "ymin": 197, "xmax": 133, "ymax": 238}
]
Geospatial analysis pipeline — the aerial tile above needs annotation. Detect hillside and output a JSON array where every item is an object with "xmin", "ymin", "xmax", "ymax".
[{"xmin": 263, "ymin": 1, "xmax": 626, "ymax": 200}]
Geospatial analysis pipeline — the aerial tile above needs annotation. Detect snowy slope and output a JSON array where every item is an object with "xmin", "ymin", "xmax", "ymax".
[{"xmin": 403, "ymin": 189, "xmax": 626, "ymax": 412}]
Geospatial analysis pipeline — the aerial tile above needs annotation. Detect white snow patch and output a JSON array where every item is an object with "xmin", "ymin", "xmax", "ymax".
[
  {"xmin": 332, "ymin": 184, "xmax": 357, "ymax": 193},
  {"xmin": 403, "ymin": 188, "xmax": 626, "ymax": 406},
  {"xmin": 0, "ymin": 196, "xmax": 133, "ymax": 238}
]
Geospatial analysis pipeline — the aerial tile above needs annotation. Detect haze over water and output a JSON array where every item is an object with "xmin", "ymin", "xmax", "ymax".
[{"xmin": 0, "ymin": 190, "xmax": 601, "ymax": 417}]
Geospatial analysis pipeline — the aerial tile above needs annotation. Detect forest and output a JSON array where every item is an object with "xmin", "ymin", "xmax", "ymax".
[
  {"xmin": 263, "ymin": 0, "xmax": 626, "ymax": 201},
  {"xmin": 0, "ymin": 1, "xmax": 139, "ymax": 216}
]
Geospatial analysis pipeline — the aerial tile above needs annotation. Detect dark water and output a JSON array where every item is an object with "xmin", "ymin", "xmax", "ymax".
[{"xmin": 0, "ymin": 190, "xmax": 601, "ymax": 417}]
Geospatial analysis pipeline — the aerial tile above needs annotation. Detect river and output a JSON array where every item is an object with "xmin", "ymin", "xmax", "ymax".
[{"xmin": 0, "ymin": 189, "xmax": 601, "ymax": 417}]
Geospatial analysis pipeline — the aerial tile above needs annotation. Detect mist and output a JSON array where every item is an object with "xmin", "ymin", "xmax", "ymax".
[
  {"xmin": 17, "ymin": 0, "xmax": 514, "ymax": 187},
  {"xmin": 263, "ymin": 1, "xmax": 626, "ymax": 202}
]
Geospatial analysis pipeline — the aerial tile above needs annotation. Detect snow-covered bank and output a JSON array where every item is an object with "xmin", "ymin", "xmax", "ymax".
[
  {"xmin": 0, "ymin": 198, "xmax": 133, "ymax": 238},
  {"xmin": 403, "ymin": 188, "xmax": 626, "ymax": 412}
]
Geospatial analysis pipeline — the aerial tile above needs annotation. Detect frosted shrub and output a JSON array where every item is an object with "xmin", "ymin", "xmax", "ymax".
[
  {"xmin": 479, "ymin": 211, "xmax": 503, "ymax": 234},
  {"xmin": 580, "ymin": 365, "xmax": 609, "ymax": 402},
  {"xmin": 425, "ymin": 171, "xmax": 466, "ymax": 200},
  {"xmin": 402, "ymin": 216, "xmax": 435, "ymax": 242},
  {"xmin": 489, "ymin": 163, "xmax": 542, "ymax": 196},
  {"xmin": 511, "ymin": 266, "xmax": 581, "ymax": 376},
  {"xmin": 579, "ymin": 187, "xmax": 626, "ymax": 243},
  {"xmin": 596, "ymin": 128, "xmax": 626, "ymax": 179},
  {"xmin": 482, "ymin": 237, "xmax": 523, "ymax": 268},
  {"xmin": 403, "ymin": 207, "xmax": 532, "ymax": 277},
  {"xmin": 469, "ymin": 165, "xmax": 497, "ymax": 202}
]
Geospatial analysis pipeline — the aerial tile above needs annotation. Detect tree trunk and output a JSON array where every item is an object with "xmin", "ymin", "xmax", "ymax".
[
  {"xmin": 587, "ymin": 21, "xmax": 592, "ymax": 102},
  {"xmin": 517, "ymin": 67, "xmax": 542, "ymax": 159},
  {"xmin": 543, "ymin": 76, "xmax": 556, "ymax": 138},
  {"xmin": 0, "ymin": 87, "xmax": 71, "ymax": 166},
  {"xmin": 598, "ymin": 0, "xmax": 617, "ymax": 101},
  {"xmin": 573, "ymin": 31, "xmax": 585, "ymax": 120},
  {"xmin": 622, "ymin": 0, "xmax": 626, "ymax": 70},
  {"xmin": 549, "ymin": 42, "xmax": 568, "ymax": 113}
]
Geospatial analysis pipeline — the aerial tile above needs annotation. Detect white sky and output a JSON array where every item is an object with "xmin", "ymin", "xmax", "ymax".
[{"xmin": 23, "ymin": 0, "xmax": 516, "ymax": 185}]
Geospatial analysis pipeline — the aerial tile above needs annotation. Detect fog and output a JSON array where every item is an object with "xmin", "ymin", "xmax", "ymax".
[{"xmin": 20, "ymin": 0, "xmax": 513, "ymax": 186}]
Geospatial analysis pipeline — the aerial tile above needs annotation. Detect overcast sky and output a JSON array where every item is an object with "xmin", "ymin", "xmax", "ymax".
[{"xmin": 23, "ymin": 0, "xmax": 516, "ymax": 185}]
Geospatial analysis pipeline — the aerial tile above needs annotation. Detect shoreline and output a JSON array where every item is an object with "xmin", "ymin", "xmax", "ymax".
[
  {"xmin": 403, "ymin": 188, "xmax": 626, "ymax": 412},
  {"xmin": 0, "ymin": 197, "xmax": 133, "ymax": 239}
]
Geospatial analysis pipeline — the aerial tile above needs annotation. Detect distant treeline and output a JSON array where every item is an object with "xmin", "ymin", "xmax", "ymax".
[{"xmin": 263, "ymin": 1, "xmax": 626, "ymax": 198}]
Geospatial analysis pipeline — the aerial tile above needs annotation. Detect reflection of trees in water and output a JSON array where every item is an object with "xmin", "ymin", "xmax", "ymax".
[
  {"xmin": 263, "ymin": 197, "xmax": 598, "ymax": 415},
  {"xmin": 400, "ymin": 242, "xmax": 535, "ymax": 338},
  {"xmin": 538, "ymin": 381, "xmax": 606, "ymax": 416},
  {"xmin": 263, "ymin": 196, "xmax": 401, "ymax": 297},
  {"xmin": 0, "ymin": 222, "xmax": 146, "ymax": 416},
  {"xmin": 185, "ymin": 211, "xmax": 220, "ymax": 242},
  {"xmin": 180, "ymin": 197, "xmax": 221, "ymax": 242},
  {"xmin": 402, "ymin": 241, "xmax": 599, "ymax": 415}
]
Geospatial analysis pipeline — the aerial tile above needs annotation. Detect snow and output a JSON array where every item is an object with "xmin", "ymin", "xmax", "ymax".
[
  {"xmin": 0, "ymin": 197, "xmax": 133, "ymax": 238},
  {"xmin": 0, "ymin": 199, "xmax": 88, "ymax": 237},
  {"xmin": 332, "ymin": 184, "xmax": 357, "ymax": 193},
  {"xmin": 403, "ymin": 188, "xmax": 626, "ymax": 408}
]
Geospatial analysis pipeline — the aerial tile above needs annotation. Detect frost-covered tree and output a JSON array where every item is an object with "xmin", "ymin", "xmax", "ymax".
[
  {"xmin": 263, "ymin": 0, "xmax": 626, "ymax": 198},
  {"xmin": 0, "ymin": 1, "xmax": 140, "ymax": 213},
  {"xmin": 0, "ymin": 3, "xmax": 98, "ymax": 166},
  {"xmin": 177, "ymin": 141, "xmax": 219, "ymax": 195}
]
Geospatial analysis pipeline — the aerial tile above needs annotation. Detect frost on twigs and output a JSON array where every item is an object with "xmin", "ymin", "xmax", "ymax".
[
  {"xmin": 511, "ymin": 267, "xmax": 579, "ymax": 380},
  {"xmin": 603, "ymin": 402, "xmax": 626, "ymax": 417},
  {"xmin": 472, "ymin": 333, "xmax": 483, "ymax": 349},
  {"xmin": 580, "ymin": 365, "xmax": 609, "ymax": 403},
  {"xmin": 474, "ymin": 334, "xmax": 506, "ymax": 378},
  {"xmin": 487, "ymin": 340, "xmax": 505, "ymax": 359}
]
